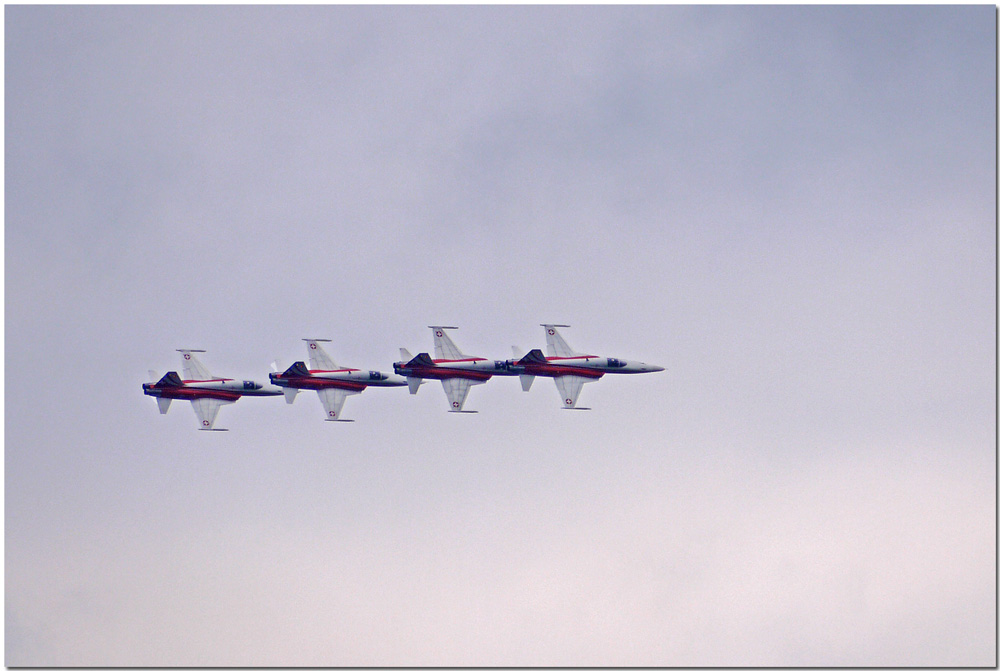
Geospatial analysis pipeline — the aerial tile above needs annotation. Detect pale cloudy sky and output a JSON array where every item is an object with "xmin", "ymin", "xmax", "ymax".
[{"xmin": 5, "ymin": 5, "xmax": 996, "ymax": 666}]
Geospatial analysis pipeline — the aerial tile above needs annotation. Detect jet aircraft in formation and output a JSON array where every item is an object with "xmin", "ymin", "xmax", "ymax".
[
  {"xmin": 142, "ymin": 350, "xmax": 282, "ymax": 431},
  {"xmin": 143, "ymin": 326, "xmax": 664, "ymax": 429},
  {"xmin": 270, "ymin": 339, "xmax": 406, "ymax": 421}
]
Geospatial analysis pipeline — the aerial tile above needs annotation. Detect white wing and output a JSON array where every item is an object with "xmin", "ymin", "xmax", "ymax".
[
  {"xmin": 316, "ymin": 388, "xmax": 358, "ymax": 421},
  {"xmin": 178, "ymin": 350, "xmax": 214, "ymax": 381},
  {"xmin": 554, "ymin": 375, "xmax": 593, "ymax": 409},
  {"xmin": 541, "ymin": 325, "xmax": 585, "ymax": 358},
  {"xmin": 441, "ymin": 377, "xmax": 484, "ymax": 412},
  {"xmin": 430, "ymin": 326, "xmax": 466, "ymax": 360},
  {"xmin": 304, "ymin": 340, "xmax": 338, "ymax": 371},
  {"xmin": 191, "ymin": 397, "xmax": 233, "ymax": 430}
]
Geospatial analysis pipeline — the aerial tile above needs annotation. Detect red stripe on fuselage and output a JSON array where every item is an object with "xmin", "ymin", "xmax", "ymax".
[
  {"xmin": 282, "ymin": 378, "xmax": 367, "ymax": 392},
  {"xmin": 519, "ymin": 364, "xmax": 604, "ymax": 379},
  {"xmin": 147, "ymin": 387, "xmax": 242, "ymax": 402},
  {"xmin": 400, "ymin": 366, "xmax": 492, "ymax": 381},
  {"xmin": 431, "ymin": 358, "xmax": 488, "ymax": 364}
]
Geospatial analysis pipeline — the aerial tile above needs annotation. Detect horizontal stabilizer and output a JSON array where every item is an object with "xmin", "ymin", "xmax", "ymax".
[
  {"xmin": 519, "ymin": 375, "xmax": 535, "ymax": 392},
  {"xmin": 399, "ymin": 347, "xmax": 413, "ymax": 361},
  {"xmin": 407, "ymin": 377, "xmax": 423, "ymax": 395},
  {"xmin": 511, "ymin": 346, "xmax": 525, "ymax": 359},
  {"xmin": 156, "ymin": 397, "xmax": 172, "ymax": 414},
  {"xmin": 283, "ymin": 388, "xmax": 299, "ymax": 404}
]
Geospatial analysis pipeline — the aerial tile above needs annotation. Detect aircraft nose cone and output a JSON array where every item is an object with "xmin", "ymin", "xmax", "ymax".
[
  {"xmin": 648, "ymin": 365, "xmax": 665, "ymax": 373},
  {"xmin": 386, "ymin": 373, "xmax": 409, "ymax": 386}
]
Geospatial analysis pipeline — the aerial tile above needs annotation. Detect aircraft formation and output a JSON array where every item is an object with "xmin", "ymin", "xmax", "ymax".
[{"xmin": 143, "ymin": 325, "xmax": 665, "ymax": 430}]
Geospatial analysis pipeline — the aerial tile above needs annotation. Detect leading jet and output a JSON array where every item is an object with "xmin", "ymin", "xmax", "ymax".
[
  {"xmin": 143, "ymin": 350, "xmax": 282, "ymax": 430},
  {"xmin": 269, "ymin": 339, "xmax": 407, "ymax": 421},
  {"xmin": 508, "ymin": 325, "xmax": 664, "ymax": 409},
  {"xmin": 393, "ymin": 326, "xmax": 517, "ymax": 412}
]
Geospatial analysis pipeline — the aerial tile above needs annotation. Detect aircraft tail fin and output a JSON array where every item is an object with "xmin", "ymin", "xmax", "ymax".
[
  {"xmin": 280, "ymin": 361, "xmax": 311, "ymax": 378},
  {"xmin": 540, "ymin": 325, "xmax": 584, "ymax": 358},
  {"xmin": 407, "ymin": 352, "xmax": 435, "ymax": 367},
  {"xmin": 518, "ymin": 348, "xmax": 548, "ymax": 365},
  {"xmin": 155, "ymin": 371, "xmax": 184, "ymax": 387},
  {"xmin": 429, "ymin": 326, "xmax": 466, "ymax": 360}
]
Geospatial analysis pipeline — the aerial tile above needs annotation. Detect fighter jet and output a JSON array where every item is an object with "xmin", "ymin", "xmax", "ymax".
[
  {"xmin": 508, "ymin": 325, "xmax": 664, "ymax": 409},
  {"xmin": 269, "ymin": 339, "xmax": 407, "ymax": 421},
  {"xmin": 393, "ymin": 326, "xmax": 516, "ymax": 412},
  {"xmin": 142, "ymin": 349, "xmax": 282, "ymax": 430}
]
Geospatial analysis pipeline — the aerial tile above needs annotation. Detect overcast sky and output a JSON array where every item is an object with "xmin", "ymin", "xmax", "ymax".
[{"xmin": 5, "ymin": 5, "xmax": 996, "ymax": 666}]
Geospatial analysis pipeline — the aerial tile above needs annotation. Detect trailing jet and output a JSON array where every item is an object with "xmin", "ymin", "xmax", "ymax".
[
  {"xmin": 393, "ymin": 326, "xmax": 516, "ymax": 412},
  {"xmin": 508, "ymin": 325, "xmax": 664, "ymax": 409},
  {"xmin": 269, "ymin": 339, "xmax": 407, "ymax": 421},
  {"xmin": 142, "ymin": 350, "xmax": 282, "ymax": 430}
]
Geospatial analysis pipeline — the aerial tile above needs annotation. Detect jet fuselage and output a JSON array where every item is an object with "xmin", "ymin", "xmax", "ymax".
[
  {"xmin": 393, "ymin": 355, "xmax": 515, "ymax": 381},
  {"xmin": 270, "ymin": 362, "xmax": 407, "ymax": 392},
  {"xmin": 142, "ymin": 374, "xmax": 282, "ymax": 402},
  {"xmin": 507, "ymin": 351, "xmax": 663, "ymax": 379}
]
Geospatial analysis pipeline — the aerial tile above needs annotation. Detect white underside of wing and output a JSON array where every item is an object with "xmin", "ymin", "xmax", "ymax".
[
  {"xmin": 441, "ymin": 377, "xmax": 483, "ymax": 411},
  {"xmin": 554, "ymin": 375, "xmax": 592, "ymax": 408},
  {"xmin": 305, "ymin": 340, "xmax": 338, "ymax": 371},
  {"xmin": 316, "ymin": 388, "xmax": 358, "ymax": 420},
  {"xmin": 191, "ymin": 397, "xmax": 234, "ymax": 430}
]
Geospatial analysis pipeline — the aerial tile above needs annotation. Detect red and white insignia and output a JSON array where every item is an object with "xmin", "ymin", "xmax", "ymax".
[{"xmin": 310, "ymin": 343, "xmax": 317, "ymax": 349}]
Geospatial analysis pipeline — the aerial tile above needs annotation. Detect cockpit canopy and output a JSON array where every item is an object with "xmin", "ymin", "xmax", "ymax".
[
  {"xmin": 368, "ymin": 371, "xmax": 386, "ymax": 380},
  {"xmin": 606, "ymin": 358, "xmax": 627, "ymax": 368},
  {"xmin": 243, "ymin": 380, "xmax": 262, "ymax": 390}
]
